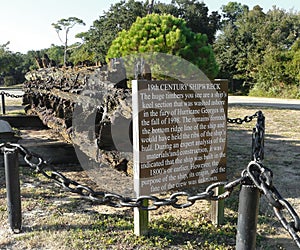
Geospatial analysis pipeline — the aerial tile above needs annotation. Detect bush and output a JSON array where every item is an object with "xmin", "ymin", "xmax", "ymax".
[
  {"xmin": 106, "ymin": 14, "xmax": 219, "ymax": 79},
  {"xmin": 4, "ymin": 76, "xmax": 16, "ymax": 86}
]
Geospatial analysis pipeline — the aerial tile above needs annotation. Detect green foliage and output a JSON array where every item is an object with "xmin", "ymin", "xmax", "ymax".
[
  {"xmin": 286, "ymin": 39, "xmax": 300, "ymax": 85},
  {"xmin": 249, "ymin": 41, "xmax": 300, "ymax": 98},
  {"xmin": 79, "ymin": 0, "xmax": 220, "ymax": 65},
  {"xmin": 44, "ymin": 44, "xmax": 65, "ymax": 66},
  {"xmin": 52, "ymin": 17, "xmax": 85, "ymax": 32},
  {"xmin": 52, "ymin": 17, "xmax": 86, "ymax": 65},
  {"xmin": 107, "ymin": 14, "xmax": 218, "ymax": 79},
  {"xmin": 0, "ymin": 42, "xmax": 16, "ymax": 75},
  {"xmin": 69, "ymin": 43, "xmax": 96, "ymax": 65},
  {"xmin": 22, "ymin": 50, "xmax": 39, "ymax": 71},
  {"xmin": 214, "ymin": 4, "xmax": 300, "ymax": 97},
  {"xmin": 3, "ymin": 76, "xmax": 16, "ymax": 86},
  {"xmin": 221, "ymin": 2, "xmax": 249, "ymax": 25},
  {"xmin": 156, "ymin": 0, "xmax": 221, "ymax": 43},
  {"xmin": 0, "ymin": 43, "xmax": 29, "ymax": 85},
  {"xmin": 81, "ymin": 0, "xmax": 147, "ymax": 64}
]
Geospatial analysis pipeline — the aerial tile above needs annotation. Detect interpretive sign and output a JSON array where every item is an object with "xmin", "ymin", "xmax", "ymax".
[{"xmin": 132, "ymin": 80, "xmax": 228, "ymax": 196}]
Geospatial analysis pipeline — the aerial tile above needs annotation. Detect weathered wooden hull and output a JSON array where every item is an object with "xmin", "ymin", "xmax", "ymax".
[{"xmin": 23, "ymin": 65, "xmax": 133, "ymax": 176}]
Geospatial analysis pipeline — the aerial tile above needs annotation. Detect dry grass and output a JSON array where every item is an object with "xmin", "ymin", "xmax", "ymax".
[
  {"xmin": 0, "ymin": 106, "xmax": 299, "ymax": 249},
  {"xmin": 1, "ymin": 96, "xmax": 25, "ymax": 115}
]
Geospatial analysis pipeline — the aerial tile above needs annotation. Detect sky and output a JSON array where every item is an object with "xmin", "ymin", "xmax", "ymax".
[{"xmin": 1, "ymin": 0, "xmax": 300, "ymax": 54}]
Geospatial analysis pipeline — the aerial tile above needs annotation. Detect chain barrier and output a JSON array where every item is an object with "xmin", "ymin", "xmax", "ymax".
[
  {"xmin": 1, "ymin": 142, "xmax": 245, "ymax": 210},
  {"xmin": 227, "ymin": 111, "xmax": 259, "ymax": 124},
  {"xmin": 246, "ymin": 161, "xmax": 300, "ymax": 248},
  {"xmin": 0, "ymin": 90, "xmax": 24, "ymax": 114},
  {"xmin": 227, "ymin": 110, "xmax": 265, "ymax": 162},
  {"xmin": 1, "ymin": 111, "xmax": 299, "ymax": 247},
  {"xmin": 1, "ymin": 143, "xmax": 299, "ymax": 246},
  {"xmin": 0, "ymin": 90, "xmax": 24, "ymax": 99}
]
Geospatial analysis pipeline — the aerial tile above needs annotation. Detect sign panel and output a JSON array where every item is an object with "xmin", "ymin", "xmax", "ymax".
[{"xmin": 133, "ymin": 80, "xmax": 228, "ymax": 196}]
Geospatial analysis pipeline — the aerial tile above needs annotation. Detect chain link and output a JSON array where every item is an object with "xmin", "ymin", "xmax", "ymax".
[
  {"xmin": 0, "ymin": 90, "xmax": 24, "ymax": 99},
  {"xmin": 1, "ymin": 110, "xmax": 299, "ymax": 247},
  {"xmin": 227, "ymin": 111, "xmax": 259, "ymax": 124},
  {"xmin": 228, "ymin": 110, "xmax": 265, "ymax": 162},
  {"xmin": 0, "ymin": 142, "xmax": 244, "ymax": 210},
  {"xmin": 246, "ymin": 161, "xmax": 300, "ymax": 247},
  {"xmin": 252, "ymin": 111, "xmax": 265, "ymax": 162}
]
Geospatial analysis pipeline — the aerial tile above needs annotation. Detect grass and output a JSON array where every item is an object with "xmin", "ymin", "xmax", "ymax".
[
  {"xmin": 0, "ymin": 106, "xmax": 300, "ymax": 249},
  {"xmin": 249, "ymin": 84, "xmax": 300, "ymax": 99},
  {"xmin": 1, "ymin": 97, "xmax": 25, "ymax": 115}
]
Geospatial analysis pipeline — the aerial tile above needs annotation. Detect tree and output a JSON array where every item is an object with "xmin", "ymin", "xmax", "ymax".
[
  {"xmin": 68, "ymin": 40, "xmax": 96, "ymax": 65},
  {"xmin": 152, "ymin": 0, "xmax": 220, "ymax": 43},
  {"xmin": 286, "ymin": 39, "xmax": 300, "ymax": 85},
  {"xmin": 106, "ymin": 14, "xmax": 218, "ymax": 79},
  {"xmin": 21, "ymin": 50, "xmax": 39, "ymax": 71},
  {"xmin": 168, "ymin": 0, "xmax": 221, "ymax": 43},
  {"xmin": 0, "ymin": 42, "xmax": 31, "ymax": 85},
  {"xmin": 52, "ymin": 17, "xmax": 86, "ymax": 65},
  {"xmin": 44, "ymin": 44, "xmax": 65, "ymax": 66},
  {"xmin": 0, "ymin": 42, "xmax": 16, "ymax": 74},
  {"xmin": 213, "ymin": 3, "xmax": 250, "ymax": 81},
  {"xmin": 221, "ymin": 1, "xmax": 249, "ymax": 26},
  {"xmin": 214, "ymin": 4, "xmax": 300, "ymax": 97},
  {"xmin": 82, "ymin": 0, "xmax": 147, "ymax": 64},
  {"xmin": 79, "ymin": 0, "xmax": 220, "ymax": 65}
]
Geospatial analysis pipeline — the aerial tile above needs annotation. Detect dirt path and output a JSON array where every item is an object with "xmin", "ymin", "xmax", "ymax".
[{"xmin": 229, "ymin": 95, "xmax": 300, "ymax": 109}]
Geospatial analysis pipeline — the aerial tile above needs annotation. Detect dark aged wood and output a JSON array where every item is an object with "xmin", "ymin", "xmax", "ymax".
[{"xmin": 23, "ymin": 60, "xmax": 133, "ymax": 175}]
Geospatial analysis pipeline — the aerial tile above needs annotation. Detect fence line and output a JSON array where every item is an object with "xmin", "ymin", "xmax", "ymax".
[
  {"xmin": 0, "ymin": 90, "xmax": 24, "ymax": 115},
  {"xmin": 1, "ymin": 110, "xmax": 299, "ymax": 248}
]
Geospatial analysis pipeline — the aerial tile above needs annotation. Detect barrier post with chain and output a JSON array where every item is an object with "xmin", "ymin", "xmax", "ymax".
[
  {"xmin": 3, "ymin": 147, "xmax": 22, "ymax": 232},
  {"xmin": 1, "ymin": 93, "xmax": 5, "ymax": 115},
  {"xmin": 0, "ymin": 90, "xmax": 24, "ymax": 115},
  {"xmin": 1, "ymin": 110, "xmax": 299, "ymax": 248},
  {"xmin": 235, "ymin": 177, "xmax": 261, "ymax": 250},
  {"xmin": 235, "ymin": 111, "xmax": 265, "ymax": 250}
]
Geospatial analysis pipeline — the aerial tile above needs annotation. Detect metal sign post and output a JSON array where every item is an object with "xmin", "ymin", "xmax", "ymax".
[{"xmin": 134, "ymin": 200, "xmax": 149, "ymax": 236}]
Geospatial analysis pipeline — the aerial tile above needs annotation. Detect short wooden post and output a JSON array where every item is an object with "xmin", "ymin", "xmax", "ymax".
[
  {"xmin": 210, "ymin": 186, "xmax": 225, "ymax": 225},
  {"xmin": 134, "ymin": 200, "xmax": 149, "ymax": 236}
]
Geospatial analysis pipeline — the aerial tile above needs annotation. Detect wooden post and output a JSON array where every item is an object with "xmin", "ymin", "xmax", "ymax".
[
  {"xmin": 132, "ymin": 79, "xmax": 149, "ymax": 236},
  {"xmin": 134, "ymin": 200, "xmax": 149, "ymax": 236},
  {"xmin": 210, "ymin": 186, "xmax": 225, "ymax": 225}
]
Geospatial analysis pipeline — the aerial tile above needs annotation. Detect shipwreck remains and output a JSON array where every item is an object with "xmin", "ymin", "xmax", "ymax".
[{"xmin": 22, "ymin": 61, "xmax": 134, "ymax": 176}]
